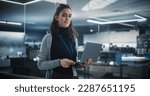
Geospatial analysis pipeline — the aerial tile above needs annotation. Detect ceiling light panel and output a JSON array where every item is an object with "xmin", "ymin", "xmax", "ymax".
[
  {"xmin": 86, "ymin": 14, "xmax": 147, "ymax": 25},
  {"xmin": 82, "ymin": 0, "xmax": 118, "ymax": 11}
]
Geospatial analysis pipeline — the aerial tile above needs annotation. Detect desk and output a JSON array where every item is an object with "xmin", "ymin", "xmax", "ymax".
[
  {"xmin": 83, "ymin": 65, "xmax": 125, "ymax": 79},
  {"xmin": 9, "ymin": 56, "xmax": 28, "ymax": 75},
  {"xmin": 122, "ymin": 56, "xmax": 150, "ymax": 78},
  {"xmin": 82, "ymin": 63, "xmax": 128, "ymax": 79},
  {"xmin": 0, "ymin": 71, "xmax": 43, "ymax": 79},
  {"xmin": 82, "ymin": 56, "xmax": 150, "ymax": 79}
]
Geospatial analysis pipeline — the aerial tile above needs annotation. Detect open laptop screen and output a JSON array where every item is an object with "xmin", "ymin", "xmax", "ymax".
[{"xmin": 80, "ymin": 42, "xmax": 102, "ymax": 63}]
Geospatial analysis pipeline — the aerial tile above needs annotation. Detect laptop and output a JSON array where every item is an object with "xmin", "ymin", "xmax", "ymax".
[{"xmin": 80, "ymin": 42, "xmax": 102, "ymax": 63}]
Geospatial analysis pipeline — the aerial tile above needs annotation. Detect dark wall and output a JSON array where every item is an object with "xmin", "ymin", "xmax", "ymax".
[{"xmin": 25, "ymin": 30, "xmax": 46, "ymax": 42}]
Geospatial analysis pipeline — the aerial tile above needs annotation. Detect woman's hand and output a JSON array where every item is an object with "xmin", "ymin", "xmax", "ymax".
[
  {"xmin": 80, "ymin": 58, "xmax": 93, "ymax": 67},
  {"xmin": 60, "ymin": 58, "xmax": 75, "ymax": 68}
]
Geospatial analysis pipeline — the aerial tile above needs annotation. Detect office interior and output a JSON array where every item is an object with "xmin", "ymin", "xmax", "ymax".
[{"xmin": 0, "ymin": 0, "xmax": 150, "ymax": 79}]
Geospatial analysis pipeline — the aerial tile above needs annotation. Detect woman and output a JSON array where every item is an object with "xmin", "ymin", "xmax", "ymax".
[{"xmin": 37, "ymin": 4, "xmax": 92, "ymax": 79}]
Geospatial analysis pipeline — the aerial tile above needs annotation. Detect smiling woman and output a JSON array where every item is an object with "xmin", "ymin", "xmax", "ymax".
[
  {"xmin": 37, "ymin": 4, "xmax": 78, "ymax": 79},
  {"xmin": 37, "ymin": 4, "xmax": 93, "ymax": 79}
]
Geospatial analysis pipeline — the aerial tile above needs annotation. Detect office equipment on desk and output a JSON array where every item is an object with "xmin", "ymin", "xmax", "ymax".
[
  {"xmin": 80, "ymin": 42, "xmax": 102, "ymax": 63},
  {"xmin": 99, "ymin": 51, "xmax": 116, "ymax": 65},
  {"xmin": 137, "ymin": 35, "xmax": 150, "ymax": 55}
]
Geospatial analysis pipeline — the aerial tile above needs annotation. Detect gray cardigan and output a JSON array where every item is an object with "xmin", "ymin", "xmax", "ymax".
[{"xmin": 37, "ymin": 33, "xmax": 78, "ymax": 78}]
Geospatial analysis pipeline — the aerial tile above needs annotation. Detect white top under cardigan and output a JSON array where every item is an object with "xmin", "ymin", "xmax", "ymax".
[{"xmin": 37, "ymin": 33, "xmax": 78, "ymax": 78}]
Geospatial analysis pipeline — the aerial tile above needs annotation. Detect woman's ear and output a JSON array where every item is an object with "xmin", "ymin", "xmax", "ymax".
[{"xmin": 55, "ymin": 16, "xmax": 58, "ymax": 21}]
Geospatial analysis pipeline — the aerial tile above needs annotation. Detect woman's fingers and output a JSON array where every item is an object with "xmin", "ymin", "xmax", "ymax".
[
  {"xmin": 84, "ymin": 58, "xmax": 93, "ymax": 66},
  {"xmin": 60, "ymin": 58, "xmax": 75, "ymax": 68},
  {"xmin": 87, "ymin": 58, "xmax": 93, "ymax": 65},
  {"xmin": 85, "ymin": 58, "xmax": 93, "ymax": 65},
  {"xmin": 60, "ymin": 58, "xmax": 93, "ymax": 68}
]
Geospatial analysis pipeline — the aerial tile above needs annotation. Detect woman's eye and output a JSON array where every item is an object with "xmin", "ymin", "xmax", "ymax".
[
  {"xmin": 69, "ymin": 15, "xmax": 72, "ymax": 18},
  {"xmin": 62, "ymin": 14, "xmax": 72, "ymax": 18},
  {"xmin": 62, "ymin": 14, "xmax": 66, "ymax": 17}
]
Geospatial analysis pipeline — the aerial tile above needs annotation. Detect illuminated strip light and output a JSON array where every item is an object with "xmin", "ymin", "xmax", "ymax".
[
  {"xmin": 0, "ymin": 20, "xmax": 22, "ymax": 26},
  {"xmin": 44, "ymin": 0, "xmax": 67, "ymax": 4},
  {"xmin": 0, "ymin": 21, "xmax": 6, "ymax": 24},
  {"xmin": 134, "ymin": 14, "xmax": 147, "ymax": 22},
  {"xmin": 1, "ymin": 0, "xmax": 24, "ymax": 5},
  {"xmin": 86, "ymin": 15, "xmax": 147, "ymax": 25},
  {"xmin": 91, "ymin": 17, "xmax": 135, "ymax": 27},
  {"xmin": 1, "ymin": 0, "xmax": 42, "ymax": 5},
  {"xmin": 24, "ymin": 0, "xmax": 42, "ymax": 5},
  {"xmin": 7, "ymin": 21, "xmax": 22, "ymax": 25},
  {"xmin": 1, "ymin": 0, "xmax": 67, "ymax": 5}
]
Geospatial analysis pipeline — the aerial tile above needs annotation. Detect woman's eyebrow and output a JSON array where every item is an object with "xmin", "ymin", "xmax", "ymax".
[{"xmin": 62, "ymin": 12, "xmax": 72, "ymax": 15}]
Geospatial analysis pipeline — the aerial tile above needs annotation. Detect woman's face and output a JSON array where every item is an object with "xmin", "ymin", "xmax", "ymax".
[{"xmin": 55, "ymin": 8, "xmax": 72, "ymax": 28}]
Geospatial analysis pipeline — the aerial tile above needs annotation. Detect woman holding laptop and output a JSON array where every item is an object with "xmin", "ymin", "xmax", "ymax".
[{"xmin": 37, "ymin": 4, "xmax": 92, "ymax": 79}]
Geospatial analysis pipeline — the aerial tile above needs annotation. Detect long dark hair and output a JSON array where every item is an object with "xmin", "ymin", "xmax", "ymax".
[{"xmin": 50, "ymin": 4, "xmax": 77, "ymax": 40}]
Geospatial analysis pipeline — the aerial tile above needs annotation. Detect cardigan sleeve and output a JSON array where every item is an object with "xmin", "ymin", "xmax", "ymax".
[
  {"xmin": 74, "ymin": 36, "xmax": 78, "ymax": 61},
  {"xmin": 37, "ymin": 33, "xmax": 60, "ymax": 70}
]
